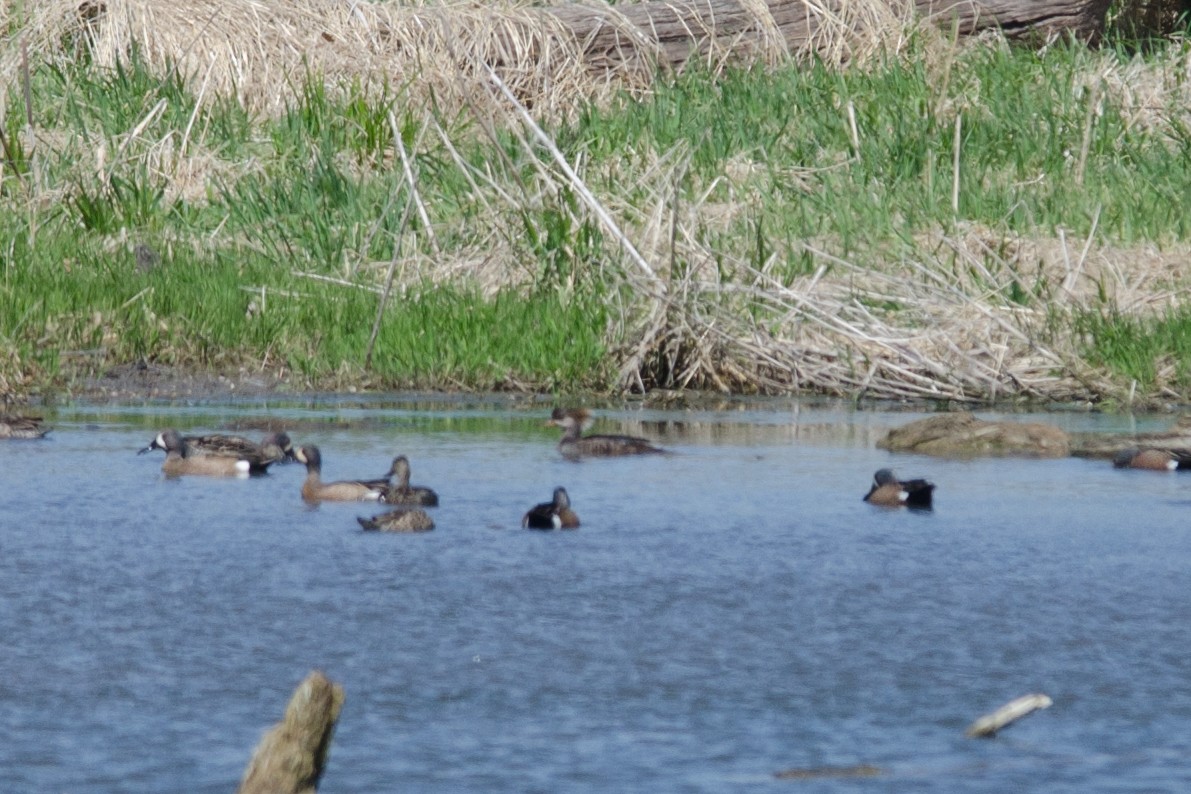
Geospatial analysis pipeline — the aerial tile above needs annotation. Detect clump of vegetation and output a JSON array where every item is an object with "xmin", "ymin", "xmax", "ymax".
[{"xmin": 2, "ymin": 0, "xmax": 1191, "ymax": 404}]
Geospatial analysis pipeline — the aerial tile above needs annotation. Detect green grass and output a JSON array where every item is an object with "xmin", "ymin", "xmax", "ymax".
[
  {"xmin": 4, "ymin": 29, "xmax": 1191, "ymax": 399},
  {"xmin": 1076, "ymin": 308, "xmax": 1191, "ymax": 392}
]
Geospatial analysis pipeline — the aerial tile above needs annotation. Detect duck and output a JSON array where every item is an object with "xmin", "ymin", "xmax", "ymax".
[
  {"xmin": 548, "ymin": 408, "xmax": 665, "ymax": 460},
  {"xmin": 357, "ymin": 508, "xmax": 435, "ymax": 532},
  {"xmin": 294, "ymin": 445, "xmax": 386, "ymax": 503},
  {"xmin": 0, "ymin": 414, "xmax": 51, "ymax": 439},
  {"xmin": 1112, "ymin": 447, "xmax": 1191, "ymax": 471},
  {"xmin": 139, "ymin": 431, "xmax": 294, "ymax": 466},
  {"xmin": 378, "ymin": 455, "xmax": 439, "ymax": 506},
  {"xmin": 151, "ymin": 429, "xmax": 270, "ymax": 477},
  {"xmin": 522, "ymin": 486, "xmax": 581, "ymax": 530},
  {"xmin": 863, "ymin": 468, "xmax": 935, "ymax": 509}
]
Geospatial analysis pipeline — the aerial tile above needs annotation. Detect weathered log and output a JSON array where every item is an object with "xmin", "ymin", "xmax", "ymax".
[
  {"xmin": 238, "ymin": 670, "xmax": 345, "ymax": 794},
  {"xmin": 965, "ymin": 693, "xmax": 1053, "ymax": 737},
  {"xmin": 544, "ymin": 0, "xmax": 1114, "ymax": 76}
]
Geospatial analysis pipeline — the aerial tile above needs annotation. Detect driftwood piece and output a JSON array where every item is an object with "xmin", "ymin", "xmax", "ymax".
[
  {"xmin": 965, "ymin": 693, "xmax": 1053, "ymax": 738},
  {"xmin": 545, "ymin": 0, "xmax": 1113, "ymax": 76},
  {"xmin": 877, "ymin": 412, "xmax": 1071, "ymax": 458},
  {"xmin": 238, "ymin": 670, "xmax": 345, "ymax": 794}
]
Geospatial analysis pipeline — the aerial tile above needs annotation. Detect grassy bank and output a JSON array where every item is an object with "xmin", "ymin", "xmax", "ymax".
[{"xmin": 3, "ymin": 1, "xmax": 1191, "ymax": 403}]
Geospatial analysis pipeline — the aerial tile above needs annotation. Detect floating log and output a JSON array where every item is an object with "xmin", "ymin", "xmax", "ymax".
[
  {"xmin": 237, "ymin": 670, "xmax": 345, "ymax": 794},
  {"xmin": 965, "ymin": 693, "xmax": 1053, "ymax": 738}
]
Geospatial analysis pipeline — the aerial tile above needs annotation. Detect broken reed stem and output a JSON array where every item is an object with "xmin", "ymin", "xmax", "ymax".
[
  {"xmin": 951, "ymin": 112, "xmax": 961, "ymax": 215},
  {"xmin": 846, "ymin": 99, "xmax": 860, "ymax": 153},
  {"xmin": 21, "ymin": 39, "xmax": 32, "ymax": 129},
  {"xmin": 389, "ymin": 110, "xmax": 439, "ymax": 258},
  {"xmin": 365, "ymin": 197, "xmax": 414, "ymax": 371},
  {"xmin": 482, "ymin": 62, "xmax": 662, "ymax": 294},
  {"xmin": 1075, "ymin": 79, "xmax": 1100, "ymax": 186}
]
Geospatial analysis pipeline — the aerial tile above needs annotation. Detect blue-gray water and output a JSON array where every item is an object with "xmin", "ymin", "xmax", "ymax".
[{"xmin": 2, "ymin": 399, "xmax": 1190, "ymax": 792}]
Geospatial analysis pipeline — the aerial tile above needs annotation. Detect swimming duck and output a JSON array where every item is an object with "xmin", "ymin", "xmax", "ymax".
[
  {"xmin": 1112, "ymin": 447, "xmax": 1191, "ymax": 470},
  {"xmin": 863, "ymin": 468, "xmax": 935, "ymax": 509},
  {"xmin": 548, "ymin": 408, "xmax": 665, "ymax": 460},
  {"xmin": 357, "ymin": 508, "xmax": 435, "ymax": 532},
  {"xmin": 0, "ymin": 415, "xmax": 51, "ymax": 439},
  {"xmin": 522, "ymin": 486, "xmax": 581, "ymax": 530},
  {"xmin": 378, "ymin": 455, "xmax": 439, "ymax": 506},
  {"xmin": 151, "ymin": 429, "xmax": 270, "ymax": 477},
  {"xmin": 294, "ymin": 445, "xmax": 386, "ymax": 503},
  {"xmin": 140, "ymin": 431, "xmax": 294, "ymax": 467}
]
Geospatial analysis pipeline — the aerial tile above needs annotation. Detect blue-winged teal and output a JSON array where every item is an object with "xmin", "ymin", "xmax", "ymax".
[
  {"xmin": 357, "ymin": 508, "xmax": 435, "ymax": 532},
  {"xmin": 549, "ymin": 408, "xmax": 665, "ymax": 460},
  {"xmin": 151, "ymin": 429, "xmax": 269, "ymax": 477},
  {"xmin": 1112, "ymin": 447, "xmax": 1191, "ymax": 471},
  {"xmin": 522, "ymin": 486, "xmax": 581, "ymax": 530},
  {"xmin": 140, "ymin": 431, "xmax": 294, "ymax": 466},
  {"xmin": 0, "ymin": 415, "xmax": 51, "ymax": 439},
  {"xmin": 295, "ymin": 445, "xmax": 386, "ymax": 503},
  {"xmin": 378, "ymin": 455, "xmax": 439, "ymax": 506},
  {"xmin": 864, "ymin": 468, "xmax": 935, "ymax": 509}
]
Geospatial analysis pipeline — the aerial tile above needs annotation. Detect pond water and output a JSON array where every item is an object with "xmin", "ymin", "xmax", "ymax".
[{"xmin": 2, "ymin": 397, "xmax": 1191, "ymax": 792}]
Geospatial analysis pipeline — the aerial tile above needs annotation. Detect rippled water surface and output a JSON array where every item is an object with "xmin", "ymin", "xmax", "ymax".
[{"xmin": 3, "ymin": 398, "xmax": 1191, "ymax": 792}]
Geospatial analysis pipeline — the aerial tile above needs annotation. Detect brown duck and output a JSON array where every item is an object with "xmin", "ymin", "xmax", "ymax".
[
  {"xmin": 549, "ymin": 408, "xmax": 665, "ymax": 460},
  {"xmin": 522, "ymin": 487, "xmax": 581, "ymax": 530},
  {"xmin": 140, "ymin": 430, "xmax": 294, "ymax": 466},
  {"xmin": 295, "ymin": 445, "xmax": 387, "ymax": 503},
  {"xmin": 378, "ymin": 455, "xmax": 439, "ymax": 506},
  {"xmin": 0, "ymin": 415, "xmax": 51, "ymax": 439},
  {"xmin": 1112, "ymin": 448, "xmax": 1191, "ymax": 471},
  {"xmin": 863, "ymin": 468, "xmax": 935, "ymax": 509},
  {"xmin": 151, "ymin": 429, "xmax": 272, "ymax": 477},
  {"xmin": 357, "ymin": 508, "xmax": 435, "ymax": 532}
]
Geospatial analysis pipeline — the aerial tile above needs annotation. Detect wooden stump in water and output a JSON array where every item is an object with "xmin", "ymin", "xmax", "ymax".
[{"xmin": 237, "ymin": 670, "xmax": 345, "ymax": 794}]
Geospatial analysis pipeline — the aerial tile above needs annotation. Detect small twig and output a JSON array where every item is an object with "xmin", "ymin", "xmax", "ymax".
[
  {"xmin": 292, "ymin": 271, "xmax": 383, "ymax": 294},
  {"xmin": 845, "ymin": 100, "xmax": 860, "ymax": 154}
]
